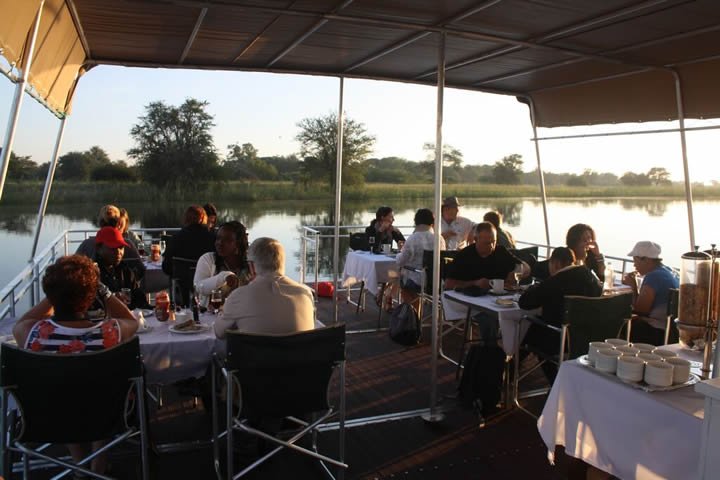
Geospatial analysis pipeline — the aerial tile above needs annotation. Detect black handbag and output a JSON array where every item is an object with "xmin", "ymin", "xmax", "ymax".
[{"xmin": 389, "ymin": 303, "xmax": 421, "ymax": 346}]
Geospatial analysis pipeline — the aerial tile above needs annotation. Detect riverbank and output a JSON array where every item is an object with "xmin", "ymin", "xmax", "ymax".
[{"xmin": 3, "ymin": 181, "xmax": 719, "ymax": 205}]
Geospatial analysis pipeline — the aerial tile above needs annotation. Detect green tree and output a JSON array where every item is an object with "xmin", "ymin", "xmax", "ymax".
[
  {"xmin": 620, "ymin": 171, "xmax": 652, "ymax": 186},
  {"xmin": 422, "ymin": 143, "xmax": 464, "ymax": 168},
  {"xmin": 91, "ymin": 161, "xmax": 138, "ymax": 182},
  {"xmin": 128, "ymin": 98, "xmax": 220, "ymax": 189},
  {"xmin": 492, "ymin": 154, "xmax": 524, "ymax": 184},
  {"xmin": 566, "ymin": 174, "xmax": 587, "ymax": 186},
  {"xmin": 57, "ymin": 151, "xmax": 93, "ymax": 180},
  {"xmin": 263, "ymin": 154, "xmax": 302, "ymax": 180},
  {"xmin": 224, "ymin": 143, "xmax": 278, "ymax": 180},
  {"xmin": 4, "ymin": 151, "xmax": 39, "ymax": 180},
  {"xmin": 647, "ymin": 167, "xmax": 671, "ymax": 186},
  {"xmin": 85, "ymin": 145, "xmax": 112, "ymax": 166},
  {"xmin": 295, "ymin": 113, "xmax": 375, "ymax": 187}
]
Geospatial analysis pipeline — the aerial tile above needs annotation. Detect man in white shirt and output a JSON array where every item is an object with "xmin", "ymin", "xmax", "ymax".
[
  {"xmin": 214, "ymin": 237, "xmax": 315, "ymax": 337},
  {"xmin": 440, "ymin": 196, "xmax": 474, "ymax": 250}
]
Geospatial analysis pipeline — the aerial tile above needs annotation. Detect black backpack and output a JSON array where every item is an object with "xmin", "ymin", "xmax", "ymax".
[
  {"xmin": 457, "ymin": 343, "xmax": 506, "ymax": 416},
  {"xmin": 389, "ymin": 303, "xmax": 421, "ymax": 346}
]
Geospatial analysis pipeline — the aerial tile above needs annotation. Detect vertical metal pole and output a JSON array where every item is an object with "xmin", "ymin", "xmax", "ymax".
[
  {"xmin": 0, "ymin": 1, "xmax": 46, "ymax": 201},
  {"xmin": 332, "ymin": 77, "xmax": 344, "ymax": 325},
  {"xmin": 528, "ymin": 98, "xmax": 551, "ymax": 254},
  {"xmin": 30, "ymin": 117, "xmax": 67, "ymax": 259},
  {"xmin": 672, "ymin": 70, "xmax": 696, "ymax": 248},
  {"xmin": 423, "ymin": 32, "xmax": 445, "ymax": 423}
]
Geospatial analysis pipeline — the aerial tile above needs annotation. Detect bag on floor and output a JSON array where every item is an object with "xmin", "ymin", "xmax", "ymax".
[
  {"xmin": 457, "ymin": 343, "xmax": 506, "ymax": 414},
  {"xmin": 389, "ymin": 302, "xmax": 421, "ymax": 346}
]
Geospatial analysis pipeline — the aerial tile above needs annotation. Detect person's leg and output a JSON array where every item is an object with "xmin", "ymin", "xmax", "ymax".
[
  {"xmin": 89, "ymin": 440, "xmax": 108, "ymax": 474},
  {"xmin": 629, "ymin": 317, "xmax": 665, "ymax": 346}
]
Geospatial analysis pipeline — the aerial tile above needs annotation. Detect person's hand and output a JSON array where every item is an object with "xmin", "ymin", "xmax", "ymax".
[
  {"xmin": 225, "ymin": 273, "xmax": 240, "ymax": 291},
  {"xmin": 622, "ymin": 271, "xmax": 638, "ymax": 290},
  {"xmin": 587, "ymin": 241, "xmax": 601, "ymax": 257}
]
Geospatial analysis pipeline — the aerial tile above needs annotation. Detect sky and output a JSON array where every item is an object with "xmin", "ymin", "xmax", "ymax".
[{"xmin": 1, "ymin": 64, "xmax": 719, "ymax": 182}]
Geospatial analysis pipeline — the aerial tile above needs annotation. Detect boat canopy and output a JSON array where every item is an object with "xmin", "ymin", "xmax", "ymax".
[{"xmin": 2, "ymin": 0, "xmax": 720, "ymax": 124}]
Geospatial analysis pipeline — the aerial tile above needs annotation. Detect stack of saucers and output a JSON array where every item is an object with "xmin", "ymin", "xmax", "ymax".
[
  {"xmin": 616, "ymin": 355, "xmax": 645, "ymax": 382},
  {"xmin": 644, "ymin": 361, "xmax": 674, "ymax": 387}
]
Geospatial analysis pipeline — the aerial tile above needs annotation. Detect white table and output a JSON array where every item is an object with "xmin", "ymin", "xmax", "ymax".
[
  {"xmin": 443, "ymin": 290, "xmax": 534, "ymax": 356},
  {"xmin": 538, "ymin": 344, "xmax": 705, "ymax": 480},
  {"xmin": 137, "ymin": 311, "xmax": 218, "ymax": 384},
  {"xmin": 342, "ymin": 251, "xmax": 398, "ymax": 292}
]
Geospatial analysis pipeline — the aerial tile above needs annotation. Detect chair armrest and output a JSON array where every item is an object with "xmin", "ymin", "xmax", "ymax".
[{"xmin": 522, "ymin": 314, "xmax": 562, "ymax": 333}]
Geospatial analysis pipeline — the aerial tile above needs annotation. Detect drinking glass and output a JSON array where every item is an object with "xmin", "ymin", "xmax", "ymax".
[
  {"xmin": 210, "ymin": 289, "xmax": 223, "ymax": 314},
  {"xmin": 119, "ymin": 288, "xmax": 132, "ymax": 305},
  {"xmin": 513, "ymin": 271, "xmax": 522, "ymax": 289}
]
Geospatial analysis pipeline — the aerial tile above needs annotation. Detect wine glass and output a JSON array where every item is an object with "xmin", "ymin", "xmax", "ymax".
[
  {"xmin": 368, "ymin": 235, "xmax": 375, "ymax": 252},
  {"xmin": 210, "ymin": 289, "xmax": 223, "ymax": 315},
  {"xmin": 119, "ymin": 288, "xmax": 132, "ymax": 305}
]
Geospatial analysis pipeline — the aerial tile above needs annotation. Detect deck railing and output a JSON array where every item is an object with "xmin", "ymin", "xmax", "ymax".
[{"xmin": 2, "ymin": 225, "xmax": 638, "ymax": 322}]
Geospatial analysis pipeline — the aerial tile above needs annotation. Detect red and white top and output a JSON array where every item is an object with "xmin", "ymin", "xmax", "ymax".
[{"xmin": 24, "ymin": 318, "xmax": 122, "ymax": 353}]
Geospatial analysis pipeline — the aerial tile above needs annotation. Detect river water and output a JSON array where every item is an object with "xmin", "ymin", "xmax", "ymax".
[{"xmin": 1, "ymin": 197, "xmax": 719, "ymax": 289}]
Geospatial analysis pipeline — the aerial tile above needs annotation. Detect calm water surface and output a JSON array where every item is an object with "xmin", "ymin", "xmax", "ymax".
[{"xmin": 1, "ymin": 198, "xmax": 719, "ymax": 289}]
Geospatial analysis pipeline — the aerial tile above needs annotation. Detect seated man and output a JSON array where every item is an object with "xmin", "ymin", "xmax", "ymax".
[
  {"xmin": 483, "ymin": 210, "xmax": 515, "ymax": 249},
  {"xmin": 93, "ymin": 227, "xmax": 150, "ymax": 310},
  {"xmin": 215, "ymin": 237, "xmax": 315, "ymax": 337},
  {"xmin": 440, "ymin": 196, "xmax": 474, "ymax": 250},
  {"xmin": 445, "ymin": 221, "xmax": 528, "ymax": 291},
  {"xmin": 76, "ymin": 204, "xmax": 145, "ymax": 278},
  {"xmin": 519, "ymin": 247, "xmax": 603, "ymax": 382},
  {"xmin": 622, "ymin": 241, "xmax": 679, "ymax": 345}
]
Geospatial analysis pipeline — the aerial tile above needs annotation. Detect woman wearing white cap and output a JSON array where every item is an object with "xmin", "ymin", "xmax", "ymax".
[{"xmin": 622, "ymin": 241, "xmax": 679, "ymax": 345}]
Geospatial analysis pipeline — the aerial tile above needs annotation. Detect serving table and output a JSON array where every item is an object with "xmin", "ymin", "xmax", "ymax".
[{"xmin": 538, "ymin": 344, "xmax": 705, "ymax": 480}]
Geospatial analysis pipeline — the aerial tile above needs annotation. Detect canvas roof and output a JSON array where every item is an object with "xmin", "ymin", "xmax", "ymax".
[{"xmin": 2, "ymin": 0, "xmax": 720, "ymax": 125}]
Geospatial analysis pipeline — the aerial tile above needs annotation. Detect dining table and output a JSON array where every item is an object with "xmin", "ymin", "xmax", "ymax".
[
  {"xmin": 537, "ymin": 344, "xmax": 705, "ymax": 480},
  {"xmin": 342, "ymin": 250, "xmax": 398, "ymax": 292}
]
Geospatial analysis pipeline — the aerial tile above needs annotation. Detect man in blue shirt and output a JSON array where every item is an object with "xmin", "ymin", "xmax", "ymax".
[{"xmin": 622, "ymin": 241, "xmax": 679, "ymax": 345}]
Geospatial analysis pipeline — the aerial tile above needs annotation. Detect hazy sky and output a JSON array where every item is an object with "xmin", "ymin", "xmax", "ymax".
[{"xmin": 1, "ymin": 65, "xmax": 719, "ymax": 182}]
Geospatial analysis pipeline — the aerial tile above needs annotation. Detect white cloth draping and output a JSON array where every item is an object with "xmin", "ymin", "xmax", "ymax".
[
  {"xmin": 443, "ymin": 290, "xmax": 535, "ymax": 356},
  {"xmin": 537, "ymin": 345, "xmax": 705, "ymax": 480},
  {"xmin": 342, "ymin": 251, "xmax": 398, "ymax": 293}
]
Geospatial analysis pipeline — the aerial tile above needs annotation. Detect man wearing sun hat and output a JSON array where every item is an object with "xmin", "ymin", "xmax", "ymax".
[
  {"xmin": 92, "ymin": 226, "xmax": 150, "ymax": 311},
  {"xmin": 622, "ymin": 240, "xmax": 679, "ymax": 345},
  {"xmin": 440, "ymin": 196, "xmax": 474, "ymax": 250}
]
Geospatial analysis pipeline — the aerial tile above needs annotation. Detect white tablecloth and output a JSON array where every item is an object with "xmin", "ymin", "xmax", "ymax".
[
  {"xmin": 538, "ymin": 345, "xmax": 705, "ymax": 480},
  {"xmin": 138, "ymin": 311, "xmax": 218, "ymax": 384},
  {"xmin": 342, "ymin": 251, "xmax": 398, "ymax": 292},
  {"xmin": 443, "ymin": 290, "xmax": 534, "ymax": 356}
]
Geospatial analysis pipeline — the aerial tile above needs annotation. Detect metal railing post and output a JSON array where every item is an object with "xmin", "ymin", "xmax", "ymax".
[
  {"xmin": 671, "ymin": 70, "xmax": 696, "ymax": 249},
  {"xmin": 300, "ymin": 230, "xmax": 307, "ymax": 285},
  {"xmin": 527, "ymin": 97, "xmax": 552, "ymax": 257}
]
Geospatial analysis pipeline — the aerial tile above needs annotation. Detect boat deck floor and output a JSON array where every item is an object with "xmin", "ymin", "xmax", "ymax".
[{"xmin": 16, "ymin": 292, "xmax": 590, "ymax": 479}]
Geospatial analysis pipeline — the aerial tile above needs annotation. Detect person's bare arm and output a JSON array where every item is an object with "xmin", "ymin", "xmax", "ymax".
[
  {"xmin": 106, "ymin": 295, "xmax": 138, "ymax": 338},
  {"xmin": 633, "ymin": 285, "xmax": 656, "ymax": 315},
  {"xmin": 13, "ymin": 298, "xmax": 54, "ymax": 346}
]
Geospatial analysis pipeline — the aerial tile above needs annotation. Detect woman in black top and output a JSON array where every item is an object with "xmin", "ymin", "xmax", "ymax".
[
  {"xmin": 566, "ymin": 223, "xmax": 606, "ymax": 282},
  {"xmin": 365, "ymin": 206, "xmax": 405, "ymax": 252}
]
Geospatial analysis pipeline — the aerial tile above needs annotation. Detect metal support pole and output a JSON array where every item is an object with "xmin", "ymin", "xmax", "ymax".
[
  {"xmin": 0, "ymin": 1, "xmax": 46, "ymax": 201},
  {"xmin": 30, "ymin": 117, "xmax": 67, "ymax": 260},
  {"xmin": 423, "ymin": 32, "xmax": 445, "ymax": 424},
  {"xmin": 528, "ymin": 99, "xmax": 551, "ymax": 254},
  {"xmin": 671, "ymin": 70, "xmax": 696, "ymax": 248},
  {"xmin": 332, "ymin": 77, "xmax": 345, "ymax": 325}
]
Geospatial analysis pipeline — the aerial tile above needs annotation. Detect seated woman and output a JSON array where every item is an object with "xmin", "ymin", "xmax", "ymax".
[
  {"xmin": 194, "ymin": 221, "xmax": 254, "ymax": 304},
  {"xmin": 365, "ymin": 206, "xmax": 405, "ymax": 252},
  {"xmin": 519, "ymin": 247, "xmax": 602, "ymax": 383},
  {"xmin": 395, "ymin": 208, "xmax": 445, "ymax": 306},
  {"xmin": 622, "ymin": 241, "xmax": 679, "ymax": 345},
  {"xmin": 532, "ymin": 223, "xmax": 606, "ymax": 283},
  {"xmin": 12, "ymin": 254, "xmax": 138, "ymax": 475},
  {"xmin": 118, "ymin": 207, "xmax": 142, "ymax": 251}
]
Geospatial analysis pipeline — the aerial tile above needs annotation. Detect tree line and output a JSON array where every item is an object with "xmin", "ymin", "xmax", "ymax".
[{"xmin": 3, "ymin": 97, "xmax": 675, "ymax": 190}]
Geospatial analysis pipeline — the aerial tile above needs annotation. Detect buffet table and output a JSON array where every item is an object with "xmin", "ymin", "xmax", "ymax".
[{"xmin": 538, "ymin": 345, "xmax": 705, "ymax": 480}]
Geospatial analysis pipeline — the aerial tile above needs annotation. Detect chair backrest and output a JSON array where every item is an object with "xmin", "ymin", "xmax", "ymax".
[
  {"xmin": 224, "ymin": 324, "xmax": 346, "ymax": 418},
  {"xmin": 0, "ymin": 337, "xmax": 142, "ymax": 443},
  {"xmin": 422, "ymin": 250, "xmax": 458, "ymax": 294},
  {"xmin": 349, "ymin": 232, "xmax": 370, "ymax": 251},
  {"xmin": 172, "ymin": 256, "xmax": 198, "ymax": 306},
  {"xmin": 667, "ymin": 287, "xmax": 679, "ymax": 318},
  {"xmin": 509, "ymin": 246, "xmax": 538, "ymax": 267},
  {"xmin": 563, "ymin": 293, "xmax": 633, "ymax": 360}
]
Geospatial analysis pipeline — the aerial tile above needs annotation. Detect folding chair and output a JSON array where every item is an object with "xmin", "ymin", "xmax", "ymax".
[
  {"xmin": 509, "ymin": 246, "xmax": 538, "ymax": 285},
  {"xmin": 0, "ymin": 337, "xmax": 150, "ymax": 480},
  {"xmin": 515, "ymin": 293, "xmax": 632, "ymax": 417},
  {"xmin": 171, "ymin": 256, "xmax": 198, "ymax": 307},
  {"xmin": 346, "ymin": 234, "xmax": 371, "ymax": 314},
  {"xmin": 665, "ymin": 287, "xmax": 680, "ymax": 345},
  {"xmin": 212, "ymin": 324, "xmax": 347, "ymax": 479}
]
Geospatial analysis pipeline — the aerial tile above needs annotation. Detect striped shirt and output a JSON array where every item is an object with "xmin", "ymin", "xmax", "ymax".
[{"xmin": 24, "ymin": 318, "xmax": 122, "ymax": 353}]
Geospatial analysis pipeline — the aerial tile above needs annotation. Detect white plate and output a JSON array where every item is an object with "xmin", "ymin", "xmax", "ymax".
[
  {"xmin": 136, "ymin": 325, "xmax": 154, "ymax": 334},
  {"xmin": 142, "ymin": 309, "xmax": 154, "ymax": 317},
  {"xmin": 494, "ymin": 298, "xmax": 515, "ymax": 308},
  {"xmin": 169, "ymin": 323, "xmax": 211, "ymax": 335}
]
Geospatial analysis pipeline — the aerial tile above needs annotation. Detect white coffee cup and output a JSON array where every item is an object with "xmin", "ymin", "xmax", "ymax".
[
  {"xmin": 604, "ymin": 338, "xmax": 629, "ymax": 348},
  {"xmin": 617, "ymin": 355, "xmax": 645, "ymax": 382},
  {"xmin": 644, "ymin": 361, "xmax": 674, "ymax": 387},
  {"xmin": 175, "ymin": 311, "xmax": 190, "ymax": 323},
  {"xmin": 637, "ymin": 353, "xmax": 663, "ymax": 363},
  {"xmin": 665, "ymin": 357, "xmax": 691, "ymax": 384},
  {"xmin": 588, "ymin": 342, "xmax": 611, "ymax": 365},
  {"xmin": 382, "ymin": 243, "xmax": 392, "ymax": 254},
  {"xmin": 630, "ymin": 343, "xmax": 656, "ymax": 354},
  {"xmin": 595, "ymin": 349, "xmax": 622, "ymax": 373},
  {"xmin": 653, "ymin": 348, "xmax": 678, "ymax": 360},
  {"xmin": 490, "ymin": 279, "xmax": 505, "ymax": 293}
]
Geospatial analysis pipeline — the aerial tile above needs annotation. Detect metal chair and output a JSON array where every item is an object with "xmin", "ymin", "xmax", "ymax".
[
  {"xmin": 665, "ymin": 287, "xmax": 680, "ymax": 345},
  {"xmin": 170, "ymin": 256, "xmax": 198, "ymax": 307},
  {"xmin": 0, "ymin": 337, "xmax": 150, "ymax": 479},
  {"xmin": 212, "ymin": 324, "xmax": 347, "ymax": 479}
]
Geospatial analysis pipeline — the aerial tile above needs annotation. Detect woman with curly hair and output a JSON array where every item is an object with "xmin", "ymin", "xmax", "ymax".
[
  {"xmin": 566, "ymin": 223, "xmax": 606, "ymax": 282},
  {"xmin": 12, "ymin": 254, "xmax": 138, "ymax": 475},
  {"xmin": 193, "ymin": 221, "xmax": 254, "ymax": 304}
]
